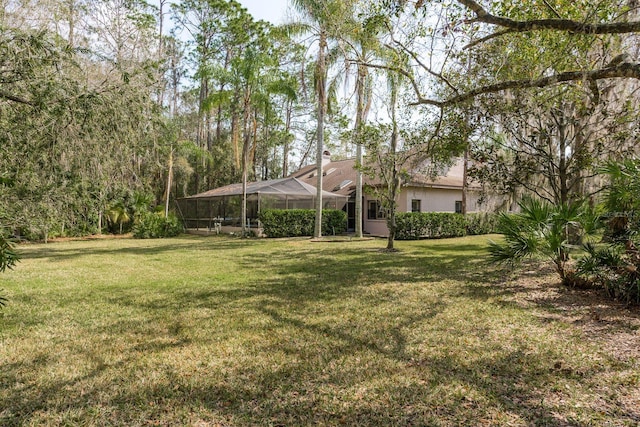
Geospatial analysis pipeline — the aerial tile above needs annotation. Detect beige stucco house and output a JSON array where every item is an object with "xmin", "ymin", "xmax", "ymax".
[
  {"xmin": 289, "ymin": 152, "xmax": 494, "ymax": 237},
  {"xmin": 178, "ymin": 151, "xmax": 500, "ymax": 237}
]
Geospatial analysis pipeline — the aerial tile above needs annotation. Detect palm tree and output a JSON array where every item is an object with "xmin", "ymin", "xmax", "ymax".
[
  {"xmin": 336, "ymin": 11, "xmax": 381, "ymax": 238},
  {"xmin": 106, "ymin": 201, "xmax": 131, "ymax": 235},
  {"xmin": 290, "ymin": 0, "xmax": 351, "ymax": 238}
]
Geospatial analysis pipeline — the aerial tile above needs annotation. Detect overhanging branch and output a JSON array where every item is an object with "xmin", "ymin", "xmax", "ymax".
[
  {"xmin": 0, "ymin": 89, "xmax": 35, "ymax": 106},
  {"xmin": 354, "ymin": 60, "xmax": 430, "ymax": 105},
  {"xmin": 457, "ymin": 0, "xmax": 640, "ymax": 34},
  {"xmin": 413, "ymin": 62, "xmax": 640, "ymax": 107}
]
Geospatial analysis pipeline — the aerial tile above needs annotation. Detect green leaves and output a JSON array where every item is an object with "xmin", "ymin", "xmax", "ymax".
[
  {"xmin": 259, "ymin": 209, "xmax": 346, "ymax": 237},
  {"xmin": 0, "ymin": 236, "xmax": 20, "ymax": 273},
  {"xmin": 488, "ymin": 197, "xmax": 598, "ymax": 280}
]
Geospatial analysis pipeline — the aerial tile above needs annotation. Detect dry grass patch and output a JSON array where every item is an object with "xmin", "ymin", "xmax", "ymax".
[{"xmin": 0, "ymin": 235, "xmax": 638, "ymax": 426}]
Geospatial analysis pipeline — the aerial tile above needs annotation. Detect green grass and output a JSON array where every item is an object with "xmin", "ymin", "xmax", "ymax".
[{"xmin": 1, "ymin": 235, "xmax": 638, "ymax": 426}]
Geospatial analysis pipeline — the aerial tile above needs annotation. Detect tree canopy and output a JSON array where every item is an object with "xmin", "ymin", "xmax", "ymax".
[{"xmin": 1, "ymin": 0, "xmax": 640, "ymax": 245}]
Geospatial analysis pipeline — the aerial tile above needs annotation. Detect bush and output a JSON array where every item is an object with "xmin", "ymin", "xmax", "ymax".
[
  {"xmin": 396, "ymin": 212, "xmax": 467, "ymax": 240},
  {"xmin": 259, "ymin": 209, "xmax": 346, "ymax": 238},
  {"xmin": 465, "ymin": 212, "xmax": 500, "ymax": 235},
  {"xmin": 133, "ymin": 211, "xmax": 183, "ymax": 239},
  {"xmin": 577, "ymin": 243, "xmax": 640, "ymax": 305},
  {"xmin": 572, "ymin": 161, "xmax": 640, "ymax": 304},
  {"xmin": 322, "ymin": 209, "xmax": 348, "ymax": 236}
]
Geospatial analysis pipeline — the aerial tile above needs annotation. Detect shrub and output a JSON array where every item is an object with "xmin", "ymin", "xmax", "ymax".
[
  {"xmin": 573, "ymin": 160, "xmax": 640, "ymax": 304},
  {"xmin": 487, "ymin": 197, "xmax": 599, "ymax": 285},
  {"xmin": 133, "ymin": 211, "xmax": 183, "ymax": 239},
  {"xmin": 259, "ymin": 209, "xmax": 346, "ymax": 238},
  {"xmin": 577, "ymin": 243, "xmax": 640, "ymax": 305},
  {"xmin": 465, "ymin": 212, "xmax": 500, "ymax": 235},
  {"xmin": 396, "ymin": 212, "xmax": 466, "ymax": 240},
  {"xmin": 322, "ymin": 209, "xmax": 347, "ymax": 236}
]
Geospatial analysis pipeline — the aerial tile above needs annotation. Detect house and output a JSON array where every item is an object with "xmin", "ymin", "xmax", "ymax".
[
  {"xmin": 177, "ymin": 151, "xmax": 497, "ymax": 236},
  {"xmin": 290, "ymin": 151, "xmax": 491, "ymax": 236}
]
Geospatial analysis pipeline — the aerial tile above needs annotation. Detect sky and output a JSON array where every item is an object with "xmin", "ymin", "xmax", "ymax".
[{"xmin": 237, "ymin": 0, "xmax": 292, "ymax": 25}]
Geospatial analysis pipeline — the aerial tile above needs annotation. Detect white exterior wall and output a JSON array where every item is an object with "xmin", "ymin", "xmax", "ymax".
[
  {"xmin": 404, "ymin": 187, "xmax": 478, "ymax": 213},
  {"xmin": 362, "ymin": 186, "xmax": 486, "ymax": 237}
]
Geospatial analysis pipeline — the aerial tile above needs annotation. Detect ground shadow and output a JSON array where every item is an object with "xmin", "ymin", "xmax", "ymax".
[{"xmin": 3, "ymin": 235, "xmax": 639, "ymax": 425}]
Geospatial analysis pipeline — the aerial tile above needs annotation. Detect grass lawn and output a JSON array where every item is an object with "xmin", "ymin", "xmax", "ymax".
[{"xmin": 1, "ymin": 235, "xmax": 639, "ymax": 426}]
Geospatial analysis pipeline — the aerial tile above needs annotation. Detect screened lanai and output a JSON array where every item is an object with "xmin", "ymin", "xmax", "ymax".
[{"xmin": 176, "ymin": 177, "xmax": 348, "ymax": 231}]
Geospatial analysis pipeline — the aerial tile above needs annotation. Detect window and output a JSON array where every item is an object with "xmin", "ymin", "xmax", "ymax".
[
  {"xmin": 333, "ymin": 179, "xmax": 352, "ymax": 191},
  {"xmin": 455, "ymin": 200, "xmax": 463, "ymax": 214},
  {"xmin": 411, "ymin": 199, "xmax": 421, "ymax": 213},
  {"xmin": 367, "ymin": 200, "xmax": 385, "ymax": 220}
]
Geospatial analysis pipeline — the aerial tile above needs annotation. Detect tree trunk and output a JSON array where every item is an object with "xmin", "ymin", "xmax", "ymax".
[
  {"xmin": 462, "ymin": 148, "xmax": 469, "ymax": 215},
  {"xmin": 354, "ymin": 64, "xmax": 366, "ymax": 238},
  {"xmin": 231, "ymin": 100, "xmax": 241, "ymax": 171},
  {"xmin": 313, "ymin": 29, "xmax": 327, "ymax": 239},
  {"xmin": 386, "ymin": 83, "xmax": 399, "ymax": 251},
  {"xmin": 165, "ymin": 146, "xmax": 173, "ymax": 217},
  {"xmin": 241, "ymin": 88, "xmax": 252, "ymax": 237},
  {"xmin": 282, "ymin": 99, "xmax": 292, "ymax": 178}
]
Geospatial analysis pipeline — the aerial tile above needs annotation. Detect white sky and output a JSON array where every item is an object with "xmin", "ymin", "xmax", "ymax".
[{"xmin": 237, "ymin": 0, "xmax": 292, "ymax": 25}]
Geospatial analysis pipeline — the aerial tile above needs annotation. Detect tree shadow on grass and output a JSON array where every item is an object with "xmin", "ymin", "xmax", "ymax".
[
  {"xmin": 0, "ymin": 333, "xmax": 191, "ymax": 426},
  {"xmin": 4, "ymin": 236, "xmax": 639, "ymax": 425},
  {"xmin": 16, "ymin": 236, "xmax": 263, "ymax": 261},
  {"xmin": 4, "ymin": 312, "xmax": 638, "ymax": 426}
]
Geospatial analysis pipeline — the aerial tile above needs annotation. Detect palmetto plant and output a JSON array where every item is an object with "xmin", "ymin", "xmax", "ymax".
[
  {"xmin": 576, "ymin": 160, "xmax": 640, "ymax": 304},
  {"xmin": 488, "ymin": 197, "xmax": 598, "ymax": 284},
  {"xmin": 106, "ymin": 201, "xmax": 131, "ymax": 235},
  {"xmin": 599, "ymin": 160, "xmax": 640, "ymax": 240},
  {"xmin": 0, "ymin": 236, "xmax": 19, "ymax": 273},
  {"xmin": 0, "ymin": 234, "xmax": 19, "ymax": 309}
]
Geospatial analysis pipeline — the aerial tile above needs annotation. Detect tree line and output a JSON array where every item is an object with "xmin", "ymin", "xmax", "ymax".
[{"xmin": 1, "ymin": 0, "xmax": 640, "ymax": 246}]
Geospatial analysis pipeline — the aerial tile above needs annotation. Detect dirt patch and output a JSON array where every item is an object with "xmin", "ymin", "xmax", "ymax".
[{"xmin": 503, "ymin": 263, "xmax": 640, "ymax": 361}]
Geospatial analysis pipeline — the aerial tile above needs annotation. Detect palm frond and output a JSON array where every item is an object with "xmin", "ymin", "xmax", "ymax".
[
  {"xmin": 0, "ymin": 236, "xmax": 19, "ymax": 273},
  {"xmin": 518, "ymin": 196, "xmax": 552, "ymax": 229},
  {"xmin": 487, "ymin": 232, "xmax": 539, "ymax": 265},
  {"xmin": 326, "ymin": 77, "xmax": 339, "ymax": 115},
  {"xmin": 277, "ymin": 21, "xmax": 312, "ymax": 37}
]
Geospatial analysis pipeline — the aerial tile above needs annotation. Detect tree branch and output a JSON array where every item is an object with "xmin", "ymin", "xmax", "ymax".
[
  {"xmin": 354, "ymin": 60, "xmax": 429, "ymax": 105},
  {"xmin": 458, "ymin": 0, "xmax": 640, "ymax": 34},
  {"xmin": 414, "ymin": 62, "xmax": 640, "ymax": 107},
  {"xmin": 463, "ymin": 28, "xmax": 517, "ymax": 50},
  {"xmin": 0, "ymin": 89, "xmax": 35, "ymax": 106},
  {"xmin": 386, "ymin": 39, "xmax": 458, "ymax": 93}
]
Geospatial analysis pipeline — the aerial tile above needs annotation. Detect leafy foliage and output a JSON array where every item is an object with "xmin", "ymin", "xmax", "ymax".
[
  {"xmin": 395, "ymin": 212, "xmax": 467, "ymax": 240},
  {"xmin": 575, "ymin": 160, "xmax": 640, "ymax": 304},
  {"xmin": 488, "ymin": 197, "xmax": 598, "ymax": 283},
  {"xmin": 132, "ymin": 212, "xmax": 183, "ymax": 239},
  {"xmin": 0, "ymin": 236, "xmax": 19, "ymax": 273},
  {"xmin": 599, "ymin": 159, "xmax": 640, "ymax": 241},
  {"xmin": 259, "ymin": 209, "xmax": 346, "ymax": 238},
  {"xmin": 395, "ymin": 212, "xmax": 501, "ymax": 240},
  {"xmin": 577, "ymin": 242, "xmax": 640, "ymax": 304},
  {"xmin": 0, "ymin": 25, "xmax": 166, "ymax": 240},
  {"xmin": 465, "ymin": 212, "xmax": 500, "ymax": 236},
  {"xmin": 0, "ymin": 231, "xmax": 19, "ymax": 309}
]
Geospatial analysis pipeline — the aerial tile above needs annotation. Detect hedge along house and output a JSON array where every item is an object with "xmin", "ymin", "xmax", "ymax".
[
  {"xmin": 176, "ymin": 176, "xmax": 347, "ymax": 235},
  {"xmin": 290, "ymin": 152, "xmax": 498, "ymax": 237}
]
